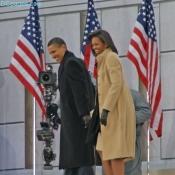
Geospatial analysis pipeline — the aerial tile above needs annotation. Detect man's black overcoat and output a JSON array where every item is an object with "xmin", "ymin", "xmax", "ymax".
[{"xmin": 58, "ymin": 51, "xmax": 95, "ymax": 169}]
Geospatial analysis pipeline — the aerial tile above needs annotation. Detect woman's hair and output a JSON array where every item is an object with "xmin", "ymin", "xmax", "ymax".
[
  {"xmin": 47, "ymin": 37, "xmax": 66, "ymax": 47},
  {"xmin": 88, "ymin": 29, "xmax": 118, "ymax": 55}
]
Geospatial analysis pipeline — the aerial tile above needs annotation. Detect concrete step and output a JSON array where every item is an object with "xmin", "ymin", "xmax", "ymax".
[{"xmin": 0, "ymin": 168, "xmax": 175, "ymax": 175}]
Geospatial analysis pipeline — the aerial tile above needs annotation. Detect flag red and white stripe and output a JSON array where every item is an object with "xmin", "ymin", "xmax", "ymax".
[
  {"xmin": 81, "ymin": 0, "xmax": 101, "ymax": 77},
  {"xmin": 127, "ymin": 0, "xmax": 163, "ymax": 137}
]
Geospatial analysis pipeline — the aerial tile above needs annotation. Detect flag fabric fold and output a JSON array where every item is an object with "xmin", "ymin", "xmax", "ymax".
[
  {"xmin": 81, "ymin": 0, "xmax": 101, "ymax": 77},
  {"xmin": 127, "ymin": 0, "xmax": 163, "ymax": 138},
  {"xmin": 9, "ymin": 0, "xmax": 45, "ymax": 116}
]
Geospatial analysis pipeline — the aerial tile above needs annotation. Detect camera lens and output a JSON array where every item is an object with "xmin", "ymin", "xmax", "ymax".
[{"xmin": 43, "ymin": 74, "xmax": 50, "ymax": 81}]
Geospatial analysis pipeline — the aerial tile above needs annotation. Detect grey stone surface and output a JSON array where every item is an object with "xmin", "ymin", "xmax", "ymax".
[
  {"xmin": 0, "ymin": 19, "xmax": 24, "ymax": 68},
  {"xmin": 160, "ymin": 1, "xmax": 175, "ymax": 51},
  {"xmin": 0, "ymin": 123, "xmax": 25, "ymax": 169},
  {"xmin": 0, "ymin": 69, "xmax": 25, "ymax": 123},
  {"xmin": 102, "ymin": 6, "xmax": 138, "ymax": 56},
  {"xmin": 45, "ymin": 13, "xmax": 80, "ymax": 63},
  {"xmin": 161, "ymin": 111, "xmax": 175, "ymax": 159},
  {"xmin": 161, "ymin": 52, "xmax": 175, "ymax": 109},
  {"xmin": 120, "ymin": 57, "xmax": 139, "ymax": 90}
]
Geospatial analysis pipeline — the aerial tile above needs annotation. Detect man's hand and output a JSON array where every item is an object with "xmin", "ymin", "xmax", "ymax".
[
  {"xmin": 100, "ymin": 109, "xmax": 109, "ymax": 126},
  {"xmin": 82, "ymin": 115, "xmax": 91, "ymax": 128}
]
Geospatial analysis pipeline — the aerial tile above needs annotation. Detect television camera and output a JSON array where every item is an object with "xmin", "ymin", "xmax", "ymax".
[{"xmin": 36, "ymin": 64, "xmax": 61, "ymax": 169}]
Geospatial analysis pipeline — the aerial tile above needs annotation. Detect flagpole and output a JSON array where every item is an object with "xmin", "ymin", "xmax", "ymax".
[
  {"xmin": 147, "ymin": 123, "xmax": 150, "ymax": 175},
  {"xmin": 146, "ymin": 92, "xmax": 150, "ymax": 175},
  {"xmin": 33, "ymin": 98, "xmax": 36, "ymax": 175}
]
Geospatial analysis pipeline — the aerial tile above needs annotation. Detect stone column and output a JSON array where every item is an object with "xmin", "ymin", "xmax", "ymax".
[{"xmin": 25, "ymin": 90, "xmax": 33, "ymax": 168}]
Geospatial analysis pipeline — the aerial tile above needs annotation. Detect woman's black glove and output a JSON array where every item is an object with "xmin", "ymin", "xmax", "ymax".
[{"xmin": 100, "ymin": 109, "xmax": 109, "ymax": 126}]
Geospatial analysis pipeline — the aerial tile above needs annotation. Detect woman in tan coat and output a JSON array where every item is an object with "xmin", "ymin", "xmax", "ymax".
[{"xmin": 89, "ymin": 29, "xmax": 136, "ymax": 175}]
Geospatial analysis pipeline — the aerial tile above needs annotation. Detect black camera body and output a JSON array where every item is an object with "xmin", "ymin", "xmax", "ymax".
[
  {"xmin": 47, "ymin": 103, "xmax": 61, "ymax": 130},
  {"xmin": 39, "ymin": 71, "xmax": 57, "ymax": 86},
  {"xmin": 37, "ymin": 64, "xmax": 60, "ymax": 169},
  {"xmin": 36, "ymin": 122, "xmax": 54, "ymax": 141},
  {"xmin": 38, "ymin": 65, "xmax": 58, "ymax": 103},
  {"xmin": 36, "ymin": 121, "xmax": 56, "ymax": 169},
  {"xmin": 43, "ymin": 143, "xmax": 56, "ymax": 168}
]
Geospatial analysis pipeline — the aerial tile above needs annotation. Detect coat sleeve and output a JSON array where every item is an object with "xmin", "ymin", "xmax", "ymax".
[
  {"xmin": 102, "ymin": 53, "xmax": 123, "ymax": 112},
  {"xmin": 65, "ymin": 59, "xmax": 90, "ymax": 117},
  {"xmin": 131, "ymin": 90, "xmax": 151, "ymax": 125}
]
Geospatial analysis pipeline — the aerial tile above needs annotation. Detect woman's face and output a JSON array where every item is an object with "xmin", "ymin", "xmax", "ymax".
[{"xmin": 91, "ymin": 36, "xmax": 107, "ymax": 55}]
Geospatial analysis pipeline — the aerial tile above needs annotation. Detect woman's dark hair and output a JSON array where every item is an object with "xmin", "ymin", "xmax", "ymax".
[
  {"xmin": 47, "ymin": 37, "xmax": 66, "ymax": 47},
  {"xmin": 88, "ymin": 29, "xmax": 118, "ymax": 55}
]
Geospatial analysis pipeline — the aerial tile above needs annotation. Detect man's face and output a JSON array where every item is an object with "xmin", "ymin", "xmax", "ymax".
[{"xmin": 47, "ymin": 44, "xmax": 66, "ymax": 63}]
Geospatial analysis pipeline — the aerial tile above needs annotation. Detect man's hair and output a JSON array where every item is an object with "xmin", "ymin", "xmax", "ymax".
[{"xmin": 47, "ymin": 37, "xmax": 66, "ymax": 47}]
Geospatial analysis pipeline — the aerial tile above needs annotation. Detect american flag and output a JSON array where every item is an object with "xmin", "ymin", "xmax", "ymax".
[
  {"xmin": 81, "ymin": 0, "xmax": 101, "ymax": 77},
  {"xmin": 127, "ymin": 0, "xmax": 163, "ymax": 137},
  {"xmin": 9, "ymin": 0, "xmax": 45, "ymax": 116}
]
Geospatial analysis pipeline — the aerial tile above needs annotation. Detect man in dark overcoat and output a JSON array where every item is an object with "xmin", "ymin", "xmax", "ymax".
[{"xmin": 47, "ymin": 37, "xmax": 95, "ymax": 175}]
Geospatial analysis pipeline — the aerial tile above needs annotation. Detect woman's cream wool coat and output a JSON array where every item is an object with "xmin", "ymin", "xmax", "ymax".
[{"xmin": 96, "ymin": 48, "xmax": 136, "ymax": 161}]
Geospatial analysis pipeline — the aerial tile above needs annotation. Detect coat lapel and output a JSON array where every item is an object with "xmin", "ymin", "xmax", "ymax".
[
  {"xmin": 58, "ymin": 51, "xmax": 75, "ymax": 90},
  {"xmin": 58, "ymin": 62, "xmax": 64, "ymax": 90}
]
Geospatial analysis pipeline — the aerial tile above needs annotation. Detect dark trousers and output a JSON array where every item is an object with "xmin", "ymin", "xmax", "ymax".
[{"xmin": 64, "ymin": 166, "xmax": 95, "ymax": 175}]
